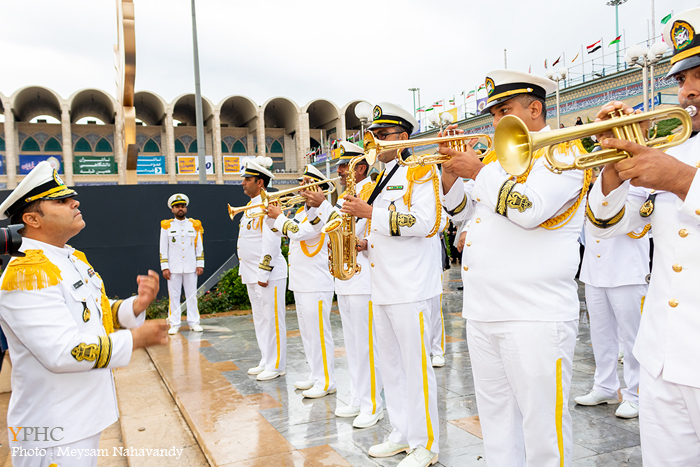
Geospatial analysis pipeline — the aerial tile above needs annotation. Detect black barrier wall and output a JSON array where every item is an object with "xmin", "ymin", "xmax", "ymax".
[{"xmin": 0, "ymin": 184, "xmax": 250, "ymax": 299}]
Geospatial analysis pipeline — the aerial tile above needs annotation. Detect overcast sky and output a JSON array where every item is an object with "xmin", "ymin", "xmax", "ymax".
[{"xmin": 0, "ymin": 0, "xmax": 696, "ymax": 115}]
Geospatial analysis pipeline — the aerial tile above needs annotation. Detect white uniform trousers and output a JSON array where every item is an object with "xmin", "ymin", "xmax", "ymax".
[
  {"xmin": 246, "ymin": 279, "xmax": 287, "ymax": 371},
  {"xmin": 11, "ymin": 431, "xmax": 101, "ymax": 467},
  {"xmin": 585, "ymin": 284, "xmax": 645, "ymax": 404},
  {"xmin": 294, "ymin": 291, "xmax": 335, "ymax": 391},
  {"xmin": 640, "ymin": 365, "xmax": 700, "ymax": 466},
  {"xmin": 167, "ymin": 272, "xmax": 199, "ymax": 328},
  {"xmin": 429, "ymin": 293, "xmax": 445, "ymax": 358},
  {"xmin": 337, "ymin": 294, "xmax": 383, "ymax": 415},
  {"xmin": 467, "ymin": 319, "xmax": 578, "ymax": 467},
  {"xmin": 375, "ymin": 300, "xmax": 439, "ymax": 453}
]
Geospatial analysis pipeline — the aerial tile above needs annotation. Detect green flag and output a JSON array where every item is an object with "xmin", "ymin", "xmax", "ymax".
[{"xmin": 661, "ymin": 13, "xmax": 672, "ymax": 24}]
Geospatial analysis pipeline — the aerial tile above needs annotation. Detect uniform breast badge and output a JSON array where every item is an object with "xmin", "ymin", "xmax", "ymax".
[
  {"xmin": 171, "ymin": 237, "xmax": 176, "ymax": 242},
  {"xmin": 388, "ymin": 201, "xmax": 396, "ymax": 212},
  {"xmin": 640, "ymin": 194, "xmax": 656, "ymax": 218},
  {"xmin": 82, "ymin": 302, "xmax": 91, "ymax": 323}
]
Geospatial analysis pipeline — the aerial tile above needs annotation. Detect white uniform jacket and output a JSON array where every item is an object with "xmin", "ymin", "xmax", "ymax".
[
  {"xmin": 237, "ymin": 194, "xmax": 288, "ymax": 285},
  {"xmin": 0, "ymin": 237, "xmax": 144, "ymax": 448},
  {"xmin": 586, "ymin": 133, "xmax": 700, "ymax": 388},
  {"xmin": 315, "ymin": 177, "xmax": 373, "ymax": 296},
  {"xmin": 366, "ymin": 159, "xmax": 442, "ymax": 305},
  {"xmin": 579, "ymin": 207, "xmax": 650, "ymax": 288},
  {"xmin": 444, "ymin": 128, "xmax": 586, "ymax": 322},
  {"xmin": 266, "ymin": 206, "xmax": 334, "ymax": 293},
  {"xmin": 159, "ymin": 218, "xmax": 204, "ymax": 273}
]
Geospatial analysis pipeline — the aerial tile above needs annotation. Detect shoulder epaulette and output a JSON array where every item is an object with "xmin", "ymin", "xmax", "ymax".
[
  {"xmin": 358, "ymin": 182, "xmax": 376, "ymax": 202},
  {"xmin": 161, "ymin": 219, "xmax": 173, "ymax": 230},
  {"xmin": 191, "ymin": 218, "xmax": 203, "ymax": 234},
  {"xmin": 406, "ymin": 165, "xmax": 435, "ymax": 183},
  {"xmin": 72, "ymin": 249, "xmax": 92, "ymax": 268},
  {"xmin": 1, "ymin": 249, "xmax": 62, "ymax": 291}
]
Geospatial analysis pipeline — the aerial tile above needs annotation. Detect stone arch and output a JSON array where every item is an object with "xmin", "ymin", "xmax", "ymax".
[
  {"xmin": 68, "ymin": 89, "xmax": 116, "ymax": 124},
  {"xmin": 12, "ymin": 86, "xmax": 63, "ymax": 122},
  {"xmin": 134, "ymin": 91, "xmax": 167, "ymax": 126},
  {"xmin": 143, "ymin": 139, "xmax": 160, "ymax": 153},
  {"xmin": 95, "ymin": 138, "xmax": 113, "ymax": 153},
  {"xmin": 262, "ymin": 97, "xmax": 299, "ymax": 132},
  {"xmin": 342, "ymin": 100, "xmax": 370, "ymax": 132},
  {"xmin": 172, "ymin": 94, "xmax": 214, "ymax": 126},
  {"xmin": 218, "ymin": 95, "xmax": 258, "ymax": 128},
  {"xmin": 303, "ymin": 99, "xmax": 339, "ymax": 130},
  {"xmin": 174, "ymin": 140, "xmax": 187, "ymax": 153}
]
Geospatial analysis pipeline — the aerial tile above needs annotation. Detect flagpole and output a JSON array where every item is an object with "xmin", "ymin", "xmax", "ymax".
[
  {"xmin": 581, "ymin": 45, "xmax": 585, "ymax": 83},
  {"xmin": 600, "ymin": 36, "xmax": 604, "ymax": 76},
  {"xmin": 623, "ymin": 29, "xmax": 627, "ymax": 69},
  {"xmin": 563, "ymin": 52, "xmax": 566, "ymax": 87}
]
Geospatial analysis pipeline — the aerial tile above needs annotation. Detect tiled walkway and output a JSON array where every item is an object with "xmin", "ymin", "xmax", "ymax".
[{"xmin": 165, "ymin": 266, "xmax": 641, "ymax": 466}]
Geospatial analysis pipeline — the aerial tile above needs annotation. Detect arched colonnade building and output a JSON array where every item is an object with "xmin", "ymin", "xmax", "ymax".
[{"xmin": 0, "ymin": 86, "xmax": 368, "ymax": 189}]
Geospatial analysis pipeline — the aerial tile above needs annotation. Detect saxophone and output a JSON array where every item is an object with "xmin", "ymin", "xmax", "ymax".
[{"xmin": 323, "ymin": 155, "xmax": 365, "ymax": 280}]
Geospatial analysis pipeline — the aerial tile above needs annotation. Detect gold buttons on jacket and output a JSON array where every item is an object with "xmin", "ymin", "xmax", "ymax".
[
  {"xmin": 371, "ymin": 263, "xmax": 375, "ymax": 267},
  {"xmin": 463, "ymin": 266, "xmax": 469, "ymax": 271},
  {"xmin": 679, "ymin": 229, "xmax": 689, "ymax": 238},
  {"xmin": 597, "ymin": 254, "xmax": 601, "ymax": 258},
  {"xmin": 466, "ymin": 241, "xmax": 472, "ymax": 247},
  {"xmin": 602, "ymin": 201, "xmax": 609, "ymax": 206},
  {"xmin": 696, "ymin": 161, "xmax": 700, "ymax": 168},
  {"xmin": 696, "ymin": 209, "xmax": 700, "ymax": 215},
  {"xmin": 476, "ymin": 198, "xmax": 481, "ymax": 202},
  {"xmin": 596, "ymin": 239, "xmax": 600, "ymax": 243},
  {"xmin": 650, "ymin": 189, "xmax": 656, "ymax": 194},
  {"xmin": 475, "ymin": 218, "xmax": 481, "ymax": 223},
  {"xmin": 669, "ymin": 299, "xmax": 679, "ymax": 308},
  {"xmin": 371, "ymin": 244, "xmax": 374, "ymax": 248},
  {"xmin": 673, "ymin": 264, "xmax": 683, "ymax": 273}
]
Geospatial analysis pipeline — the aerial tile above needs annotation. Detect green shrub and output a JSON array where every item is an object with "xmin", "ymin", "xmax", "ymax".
[
  {"xmin": 655, "ymin": 118, "xmax": 682, "ymax": 138},
  {"xmin": 581, "ymin": 137, "xmax": 596, "ymax": 153}
]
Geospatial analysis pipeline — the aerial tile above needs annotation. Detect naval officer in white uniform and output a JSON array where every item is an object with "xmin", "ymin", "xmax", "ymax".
[
  {"xmin": 342, "ymin": 103, "xmax": 442, "ymax": 467},
  {"xmin": 160, "ymin": 193, "xmax": 204, "ymax": 334},
  {"xmin": 586, "ymin": 8, "xmax": 700, "ymax": 464},
  {"xmin": 440, "ymin": 70, "xmax": 588, "ymax": 467},
  {"xmin": 266, "ymin": 165, "xmax": 337, "ymax": 398},
  {"xmin": 0, "ymin": 161, "xmax": 167, "ymax": 467},
  {"xmin": 237, "ymin": 157, "xmax": 288, "ymax": 381},
  {"xmin": 312, "ymin": 141, "xmax": 385, "ymax": 429}
]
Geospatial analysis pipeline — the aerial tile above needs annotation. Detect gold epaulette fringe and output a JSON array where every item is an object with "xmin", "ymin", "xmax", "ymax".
[
  {"xmin": 191, "ymin": 219, "xmax": 204, "ymax": 248},
  {"xmin": 161, "ymin": 219, "xmax": 172, "ymax": 230},
  {"xmin": 627, "ymin": 224, "xmax": 651, "ymax": 239},
  {"xmin": 358, "ymin": 182, "xmax": 376, "ymax": 202},
  {"xmin": 1, "ymin": 250, "xmax": 62, "ymax": 291}
]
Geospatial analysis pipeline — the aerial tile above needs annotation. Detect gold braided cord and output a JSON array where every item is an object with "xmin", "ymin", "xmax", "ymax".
[
  {"xmin": 401, "ymin": 165, "xmax": 442, "ymax": 238},
  {"xmin": 485, "ymin": 141, "xmax": 591, "ymax": 230},
  {"xmin": 627, "ymin": 224, "xmax": 651, "ymax": 239}
]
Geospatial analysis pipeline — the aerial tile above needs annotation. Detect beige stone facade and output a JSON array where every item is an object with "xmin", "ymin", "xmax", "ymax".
[{"xmin": 0, "ymin": 88, "xmax": 370, "ymax": 189}]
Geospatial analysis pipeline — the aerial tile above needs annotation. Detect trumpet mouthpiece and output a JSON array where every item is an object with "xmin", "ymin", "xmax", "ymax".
[{"xmin": 686, "ymin": 105, "xmax": 697, "ymax": 117}]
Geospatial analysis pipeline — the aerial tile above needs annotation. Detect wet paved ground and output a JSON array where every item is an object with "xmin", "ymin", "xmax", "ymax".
[{"xmin": 182, "ymin": 266, "xmax": 641, "ymax": 466}]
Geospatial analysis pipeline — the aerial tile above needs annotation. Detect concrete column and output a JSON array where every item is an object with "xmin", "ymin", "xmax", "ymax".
[
  {"xmin": 165, "ymin": 109, "xmax": 176, "ymax": 184},
  {"xmin": 212, "ymin": 111, "xmax": 223, "ymax": 184},
  {"xmin": 60, "ymin": 106, "xmax": 74, "ymax": 186},
  {"xmin": 336, "ymin": 114, "xmax": 347, "ymax": 142},
  {"xmin": 256, "ymin": 108, "xmax": 266, "ymax": 157},
  {"xmin": 246, "ymin": 133, "xmax": 255, "ymax": 157},
  {"xmin": 296, "ymin": 112, "xmax": 310, "ymax": 172},
  {"xmin": 3, "ymin": 100, "xmax": 17, "ymax": 188},
  {"xmin": 113, "ymin": 109, "xmax": 125, "ymax": 185}
]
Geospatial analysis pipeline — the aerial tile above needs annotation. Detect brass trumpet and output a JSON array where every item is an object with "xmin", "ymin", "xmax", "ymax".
[
  {"xmin": 227, "ymin": 177, "xmax": 340, "ymax": 220},
  {"xmin": 494, "ymin": 106, "xmax": 696, "ymax": 176},
  {"xmin": 363, "ymin": 131, "xmax": 492, "ymax": 167}
]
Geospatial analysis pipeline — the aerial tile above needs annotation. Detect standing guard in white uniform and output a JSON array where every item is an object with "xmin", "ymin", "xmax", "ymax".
[
  {"xmin": 575, "ymin": 209, "xmax": 649, "ymax": 419},
  {"xmin": 0, "ymin": 161, "xmax": 167, "ymax": 467},
  {"xmin": 586, "ymin": 8, "xmax": 700, "ymax": 464},
  {"xmin": 266, "ymin": 165, "xmax": 337, "ymax": 398},
  {"xmin": 313, "ymin": 141, "xmax": 385, "ymax": 428},
  {"xmin": 237, "ymin": 157, "xmax": 288, "ymax": 381},
  {"xmin": 160, "ymin": 194, "xmax": 204, "ymax": 334},
  {"xmin": 440, "ymin": 71, "xmax": 588, "ymax": 467},
  {"xmin": 342, "ymin": 103, "xmax": 442, "ymax": 467}
]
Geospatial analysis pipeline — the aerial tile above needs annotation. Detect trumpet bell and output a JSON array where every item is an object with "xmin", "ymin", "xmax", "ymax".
[{"xmin": 493, "ymin": 115, "xmax": 533, "ymax": 177}]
